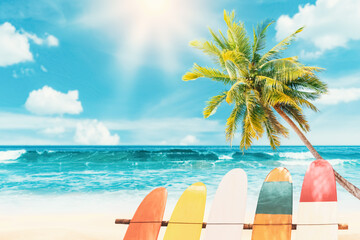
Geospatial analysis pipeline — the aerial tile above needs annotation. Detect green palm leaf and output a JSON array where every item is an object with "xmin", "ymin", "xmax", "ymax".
[
  {"xmin": 226, "ymin": 103, "xmax": 245, "ymax": 144},
  {"xmin": 226, "ymin": 81, "xmax": 246, "ymax": 104},
  {"xmin": 258, "ymin": 27, "xmax": 304, "ymax": 65},
  {"xmin": 203, "ymin": 91, "xmax": 228, "ymax": 118},
  {"xmin": 183, "ymin": 63, "xmax": 235, "ymax": 85},
  {"xmin": 223, "ymin": 10, "xmax": 252, "ymax": 58},
  {"xmin": 252, "ymin": 20, "xmax": 274, "ymax": 63}
]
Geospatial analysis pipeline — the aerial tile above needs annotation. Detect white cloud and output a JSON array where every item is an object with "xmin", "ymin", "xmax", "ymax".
[
  {"xmin": 316, "ymin": 88, "xmax": 360, "ymax": 105},
  {"xmin": 0, "ymin": 22, "xmax": 33, "ymax": 66},
  {"xmin": 323, "ymin": 73, "xmax": 360, "ymax": 88},
  {"xmin": 159, "ymin": 140, "xmax": 168, "ymax": 145},
  {"xmin": 41, "ymin": 126, "xmax": 66, "ymax": 135},
  {"xmin": 45, "ymin": 35, "xmax": 59, "ymax": 47},
  {"xmin": 0, "ymin": 22, "xmax": 59, "ymax": 67},
  {"xmin": 12, "ymin": 71, "xmax": 18, "ymax": 78},
  {"xmin": 25, "ymin": 86, "xmax": 83, "ymax": 115},
  {"xmin": 12, "ymin": 67, "xmax": 35, "ymax": 78},
  {"xmin": 23, "ymin": 32, "xmax": 43, "ymax": 45},
  {"xmin": 299, "ymin": 50, "xmax": 323, "ymax": 60},
  {"xmin": 1, "ymin": 111, "xmax": 360, "ymax": 145},
  {"xmin": 74, "ymin": 120, "xmax": 120, "ymax": 145},
  {"xmin": 23, "ymin": 32, "xmax": 59, "ymax": 47},
  {"xmin": 105, "ymin": 117, "xmax": 222, "ymax": 133},
  {"xmin": 276, "ymin": 0, "xmax": 360, "ymax": 57},
  {"xmin": 0, "ymin": 112, "xmax": 222, "ymax": 134},
  {"xmin": 180, "ymin": 135, "xmax": 199, "ymax": 145},
  {"xmin": 0, "ymin": 112, "xmax": 223, "ymax": 145},
  {"xmin": 40, "ymin": 65, "xmax": 48, "ymax": 72}
]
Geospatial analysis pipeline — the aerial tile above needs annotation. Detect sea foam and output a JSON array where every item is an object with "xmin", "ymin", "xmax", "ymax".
[
  {"xmin": 218, "ymin": 155, "xmax": 233, "ymax": 160},
  {"xmin": 0, "ymin": 149, "xmax": 26, "ymax": 162},
  {"xmin": 278, "ymin": 158, "xmax": 356, "ymax": 166},
  {"xmin": 278, "ymin": 151, "xmax": 313, "ymax": 159}
]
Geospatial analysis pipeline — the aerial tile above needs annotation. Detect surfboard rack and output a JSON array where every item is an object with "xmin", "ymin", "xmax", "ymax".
[{"xmin": 114, "ymin": 219, "xmax": 348, "ymax": 230}]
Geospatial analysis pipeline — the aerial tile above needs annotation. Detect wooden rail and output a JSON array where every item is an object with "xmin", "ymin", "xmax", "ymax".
[{"xmin": 115, "ymin": 219, "xmax": 348, "ymax": 230}]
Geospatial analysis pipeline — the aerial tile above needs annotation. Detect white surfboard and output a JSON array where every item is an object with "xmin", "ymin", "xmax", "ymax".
[
  {"xmin": 204, "ymin": 168, "xmax": 247, "ymax": 240},
  {"xmin": 296, "ymin": 159, "xmax": 338, "ymax": 240}
]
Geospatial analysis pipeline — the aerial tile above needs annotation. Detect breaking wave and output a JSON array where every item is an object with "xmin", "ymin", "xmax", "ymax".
[
  {"xmin": 0, "ymin": 148, "xmax": 357, "ymax": 163},
  {"xmin": 278, "ymin": 158, "xmax": 356, "ymax": 166},
  {"xmin": 278, "ymin": 151, "xmax": 313, "ymax": 159},
  {"xmin": 0, "ymin": 146, "xmax": 358, "ymax": 195},
  {"xmin": 0, "ymin": 150, "xmax": 26, "ymax": 163}
]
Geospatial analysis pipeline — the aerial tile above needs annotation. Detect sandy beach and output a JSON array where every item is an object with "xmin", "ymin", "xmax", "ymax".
[
  {"xmin": 0, "ymin": 146, "xmax": 359, "ymax": 240},
  {"xmin": 0, "ymin": 211, "xmax": 358, "ymax": 240}
]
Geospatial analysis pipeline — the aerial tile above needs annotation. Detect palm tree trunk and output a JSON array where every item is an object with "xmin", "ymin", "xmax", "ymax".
[{"xmin": 274, "ymin": 106, "xmax": 360, "ymax": 200}]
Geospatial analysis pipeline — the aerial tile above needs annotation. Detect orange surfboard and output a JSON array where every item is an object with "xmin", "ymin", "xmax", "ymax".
[{"xmin": 124, "ymin": 187, "xmax": 167, "ymax": 240}]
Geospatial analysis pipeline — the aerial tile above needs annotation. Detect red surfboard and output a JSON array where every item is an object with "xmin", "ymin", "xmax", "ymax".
[
  {"xmin": 124, "ymin": 187, "xmax": 167, "ymax": 240},
  {"xmin": 296, "ymin": 159, "xmax": 337, "ymax": 240}
]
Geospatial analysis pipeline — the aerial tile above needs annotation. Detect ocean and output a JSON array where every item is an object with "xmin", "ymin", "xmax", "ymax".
[{"xmin": 0, "ymin": 145, "xmax": 359, "ymax": 215}]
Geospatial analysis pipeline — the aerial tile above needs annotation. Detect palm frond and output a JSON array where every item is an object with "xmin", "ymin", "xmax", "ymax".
[
  {"xmin": 190, "ymin": 40, "xmax": 221, "ymax": 57},
  {"xmin": 290, "ymin": 75, "xmax": 328, "ymax": 95},
  {"xmin": 267, "ymin": 90, "xmax": 302, "ymax": 110},
  {"xmin": 252, "ymin": 20, "xmax": 274, "ymax": 63},
  {"xmin": 223, "ymin": 9, "xmax": 236, "ymax": 27},
  {"xmin": 223, "ymin": 10, "xmax": 252, "ymax": 58},
  {"xmin": 280, "ymin": 105, "xmax": 310, "ymax": 132},
  {"xmin": 263, "ymin": 120, "xmax": 281, "ymax": 149},
  {"xmin": 222, "ymin": 50, "xmax": 250, "ymax": 78},
  {"xmin": 257, "ymin": 75, "xmax": 290, "ymax": 92},
  {"xmin": 224, "ymin": 60, "xmax": 238, "ymax": 80},
  {"xmin": 240, "ymin": 106, "xmax": 264, "ymax": 149},
  {"xmin": 240, "ymin": 90, "xmax": 265, "ymax": 149},
  {"xmin": 288, "ymin": 89, "xmax": 321, "ymax": 101},
  {"xmin": 203, "ymin": 91, "xmax": 227, "ymax": 118},
  {"xmin": 293, "ymin": 97, "xmax": 319, "ymax": 112},
  {"xmin": 276, "ymin": 66, "xmax": 324, "ymax": 84},
  {"xmin": 226, "ymin": 81, "xmax": 246, "ymax": 104},
  {"xmin": 264, "ymin": 106, "xmax": 289, "ymax": 137},
  {"xmin": 189, "ymin": 40, "xmax": 224, "ymax": 67},
  {"xmin": 225, "ymin": 103, "xmax": 245, "ymax": 144},
  {"xmin": 259, "ymin": 56, "xmax": 299, "ymax": 70},
  {"xmin": 208, "ymin": 27, "xmax": 227, "ymax": 50},
  {"xmin": 219, "ymin": 29, "xmax": 232, "ymax": 49},
  {"xmin": 258, "ymin": 27, "xmax": 304, "ymax": 65},
  {"xmin": 182, "ymin": 63, "xmax": 235, "ymax": 85}
]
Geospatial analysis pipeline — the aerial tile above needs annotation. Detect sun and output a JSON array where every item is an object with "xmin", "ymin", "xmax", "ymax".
[{"xmin": 81, "ymin": 0, "xmax": 214, "ymax": 76}]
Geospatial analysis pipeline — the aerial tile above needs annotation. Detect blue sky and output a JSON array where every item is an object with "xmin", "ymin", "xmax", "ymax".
[{"xmin": 0, "ymin": 0, "xmax": 359, "ymax": 145}]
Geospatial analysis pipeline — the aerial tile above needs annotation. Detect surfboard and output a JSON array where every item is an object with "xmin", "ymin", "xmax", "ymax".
[
  {"xmin": 251, "ymin": 167, "xmax": 293, "ymax": 240},
  {"xmin": 296, "ymin": 159, "xmax": 337, "ymax": 240},
  {"xmin": 123, "ymin": 187, "xmax": 167, "ymax": 240},
  {"xmin": 204, "ymin": 168, "xmax": 247, "ymax": 240},
  {"xmin": 163, "ymin": 182, "xmax": 206, "ymax": 240}
]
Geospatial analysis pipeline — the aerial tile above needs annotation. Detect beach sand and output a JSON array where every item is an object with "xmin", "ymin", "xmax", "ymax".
[{"xmin": 0, "ymin": 212, "xmax": 358, "ymax": 240}]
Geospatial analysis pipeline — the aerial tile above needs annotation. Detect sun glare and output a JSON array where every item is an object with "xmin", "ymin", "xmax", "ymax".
[
  {"xmin": 82, "ymin": 0, "xmax": 213, "ymax": 76},
  {"xmin": 141, "ymin": 0, "xmax": 169, "ymax": 13}
]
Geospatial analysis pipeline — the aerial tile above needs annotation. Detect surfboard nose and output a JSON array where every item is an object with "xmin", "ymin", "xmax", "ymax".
[
  {"xmin": 265, "ymin": 167, "xmax": 292, "ymax": 183},
  {"xmin": 300, "ymin": 159, "xmax": 337, "ymax": 202}
]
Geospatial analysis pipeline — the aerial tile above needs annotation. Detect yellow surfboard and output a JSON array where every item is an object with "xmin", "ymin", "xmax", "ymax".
[{"xmin": 163, "ymin": 182, "xmax": 206, "ymax": 240}]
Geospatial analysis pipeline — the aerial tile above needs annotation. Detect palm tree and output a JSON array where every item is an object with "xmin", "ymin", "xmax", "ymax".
[{"xmin": 183, "ymin": 10, "xmax": 360, "ymax": 199}]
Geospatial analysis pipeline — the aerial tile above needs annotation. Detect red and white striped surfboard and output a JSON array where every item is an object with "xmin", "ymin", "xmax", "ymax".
[{"xmin": 296, "ymin": 159, "xmax": 338, "ymax": 240}]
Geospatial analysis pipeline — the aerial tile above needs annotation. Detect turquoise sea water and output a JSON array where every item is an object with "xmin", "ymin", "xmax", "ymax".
[{"xmin": 0, "ymin": 146, "xmax": 359, "ymax": 214}]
